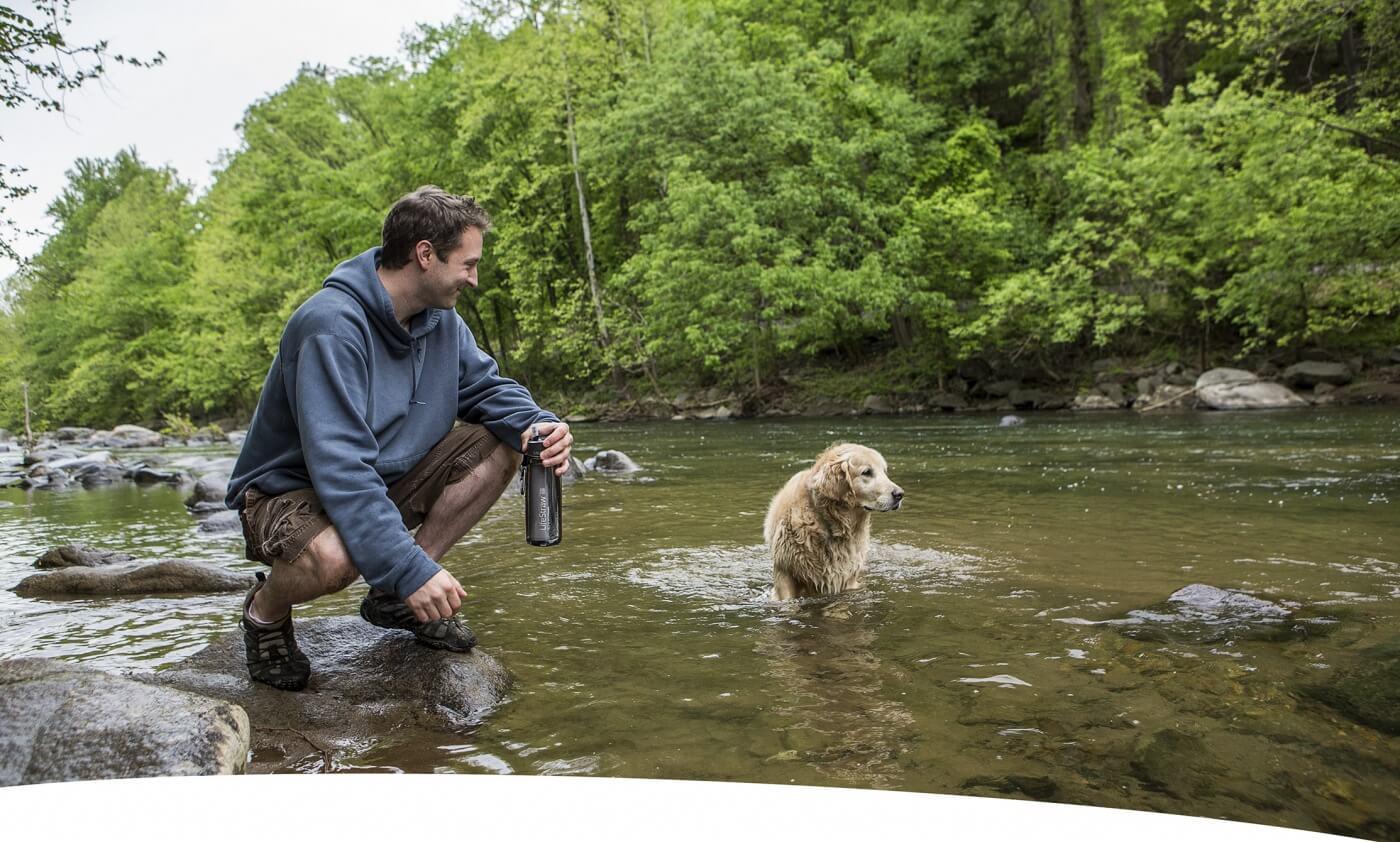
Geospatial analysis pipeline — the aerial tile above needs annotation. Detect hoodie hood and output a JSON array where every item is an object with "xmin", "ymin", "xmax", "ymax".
[{"xmin": 322, "ymin": 247, "xmax": 442, "ymax": 357}]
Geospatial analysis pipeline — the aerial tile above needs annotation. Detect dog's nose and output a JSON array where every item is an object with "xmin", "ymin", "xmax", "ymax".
[{"xmin": 892, "ymin": 487, "xmax": 904, "ymax": 501}]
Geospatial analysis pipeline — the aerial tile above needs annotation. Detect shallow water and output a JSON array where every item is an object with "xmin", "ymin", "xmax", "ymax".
[{"xmin": 3, "ymin": 409, "xmax": 1398, "ymax": 835}]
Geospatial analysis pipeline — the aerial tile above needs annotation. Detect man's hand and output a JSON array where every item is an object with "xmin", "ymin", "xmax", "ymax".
[
  {"xmin": 523, "ymin": 421, "xmax": 574, "ymax": 477},
  {"xmin": 405, "ymin": 569, "xmax": 468, "ymax": 623}
]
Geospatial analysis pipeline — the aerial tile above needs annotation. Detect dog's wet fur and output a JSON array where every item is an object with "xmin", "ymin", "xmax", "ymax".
[{"xmin": 763, "ymin": 443, "xmax": 904, "ymax": 600}]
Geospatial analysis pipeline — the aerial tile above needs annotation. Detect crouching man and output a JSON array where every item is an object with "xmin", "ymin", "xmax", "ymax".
[{"xmin": 225, "ymin": 186, "xmax": 572, "ymax": 691}]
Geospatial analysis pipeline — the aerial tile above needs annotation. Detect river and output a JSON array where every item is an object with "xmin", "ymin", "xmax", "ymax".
[{"xmin": 2, "ymin": 408, "xmax": 1397, "ymax": 836}]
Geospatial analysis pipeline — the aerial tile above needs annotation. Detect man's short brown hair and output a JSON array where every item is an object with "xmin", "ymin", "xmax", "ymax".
[{"xmin": 380, "ymin": 186, "xmax": 492, "ymax": 269}]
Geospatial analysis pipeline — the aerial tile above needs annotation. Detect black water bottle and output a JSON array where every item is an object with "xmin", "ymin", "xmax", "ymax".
[{"xmin": 521, "ymin": 429, "xmax": 562, "ymax": 546}]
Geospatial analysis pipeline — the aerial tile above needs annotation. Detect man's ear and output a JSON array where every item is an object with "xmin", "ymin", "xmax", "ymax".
[{"xmin": 415, "ymin": 240, "xmax": 434, "ymax": 269}]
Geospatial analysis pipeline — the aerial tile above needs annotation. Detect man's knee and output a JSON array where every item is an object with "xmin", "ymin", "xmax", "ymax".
[
  {"xmin": 491, "ymin": 443, "xmax": 522, "ymax": 484},
  {"xmin": 304, "ymin": 527, "xmax": 361, "ymax": 594}
]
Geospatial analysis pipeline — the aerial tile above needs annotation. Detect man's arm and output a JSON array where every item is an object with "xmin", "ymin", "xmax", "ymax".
[
  {"xmin": 455, "ymin": 312, "xmax": 560, "ymax": 447},
  {"xmin": 289, "ymin": 333, "xmax": 443, "ymax": 601}
]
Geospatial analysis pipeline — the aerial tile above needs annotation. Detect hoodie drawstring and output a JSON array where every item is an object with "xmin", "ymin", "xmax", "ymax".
[{"xmin": 409, "ymin": 335, "xmax": 426, "ymax": 406}]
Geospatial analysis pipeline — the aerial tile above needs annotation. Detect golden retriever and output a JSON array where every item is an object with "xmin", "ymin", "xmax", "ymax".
[{"xmin": 764, "ymin": 443, "xmax": 904, "ymax": 600}]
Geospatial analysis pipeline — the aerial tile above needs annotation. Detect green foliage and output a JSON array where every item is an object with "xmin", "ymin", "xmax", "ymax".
[{"xmin": 2, "ymin": 0, "xmax": 1398, "ymax": 428}]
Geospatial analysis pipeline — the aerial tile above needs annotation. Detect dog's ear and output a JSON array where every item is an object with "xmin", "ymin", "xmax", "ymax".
[{"xmin": 806, "ymin": 450, "xmax": 850, "ymax": 502}]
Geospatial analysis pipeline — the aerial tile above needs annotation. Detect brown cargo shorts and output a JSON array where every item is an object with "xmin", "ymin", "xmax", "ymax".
[{"xmin": 239, "ymin": 423, "xmax": 503, "ymax": 565}]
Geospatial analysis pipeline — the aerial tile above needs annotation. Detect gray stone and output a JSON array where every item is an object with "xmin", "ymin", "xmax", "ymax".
[
  {"xmin": 1135, "ymin": 383, "xmax": 1195, "ymax": 411},
  {"xmin": 23, "ymin": 446, "xmax": 82, "ymax": 467},
  {"xmin": 13, "ymin": 559, "xmax": 253, "ymax": 597},
  {"xmin": 561, "ymin": 455, "xmax": 587, "ymax": 484},
  {"xmin": 982, "ymin": 379, "xmax": 1019, "ymax": 398},
  {"xmin": 1196, "ymin": 368, "xmax": 1307, "ymax": 410},
  {"xmin": 583, "ymin": 450, "xmax": 642, "ymax": 473},
  {"xmin": 52, "ymin": 427, "xmax": 95, "ymax": 442},
  {"xmin": 77, "ymin": 464, "xmax": 129, "ymax": 486},
  {"xmin": 861, "ymin": 394, "xmax": 895, "ymax": 414},
  {"xmin": 1283, "ymin": 361, "xmax": 1353, "ymax": 388},
  {"xmin": 1300, "ymin": 637, "xmax": 1400, "ymax": 736},
  {"xmin": 34, "ymin": 544, "xmax": 135, "ymax": 569},
  {"xmin": 151, "ymin": 616, "xmax": 511, "ymax": 771},
  {"xmin": 108, "ymin": 424, "xmax": 164, "ymax": 448},
  {"xmin": 225, "ymin": 431, "xmax": 247, "ymax": 447},
  {"xmin": 1009, "ymin": 388, "xmax": 1067, "ymax": 410},
  {"xmin": 128, "ymin": 464, "xmax": 188, "ymax": 484},
  {"xmin": 188, "ymin": 500, "xmax": 229, "ymax": 515},
  {"xmin": 0, "ymin": 658, "xmax": 249, "ymax": 784},
  {"xmin": 196, "ymin": 511, "xmax": 242, "ymax": 534},
  {"xmin": 1072, "ymin": 393, "xmax": 1120, "ymax": 411},
  {"xmin": 1115, "ymin": 583, "xmax": 1333, "ymax": 644},
  {"xmin": 1322, "ymin": 382, "xmax": 1400, "ymax": 406},
  {"xmin": 930, "ymin": 393, "xmax": 967, "ymax": 412},
  {"xmin": 1098, "ymin": 382, "xmax": 1125, "ymax": 405},
  {"xmin": 1313, "ymin": 382, "xmax": 1338, "ymax": 397},
  {"xmin": 1130, "ymin": 729, "xmax": 1224, "ymax": 799},
  {"xmin": 998, "ymin": 415, "xmax": 1024, "ymax": 427},
  {"xmin": 185, "ymin": 473, "xmax": 230, "ymax": 508}
]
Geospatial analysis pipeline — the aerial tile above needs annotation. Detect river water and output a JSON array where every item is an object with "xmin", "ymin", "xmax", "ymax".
[{"xmin": 2, "ymin": 409, "xmax": 1397, "ymax": 836}]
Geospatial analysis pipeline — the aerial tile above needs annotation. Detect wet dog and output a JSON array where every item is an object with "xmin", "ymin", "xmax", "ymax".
[{"xmin": 764, "ymin": 443, "xmax": 904, "ymax": 600}]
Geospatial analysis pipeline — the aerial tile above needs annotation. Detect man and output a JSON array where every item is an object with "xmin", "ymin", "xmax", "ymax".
[{"xmin": 225, "ymin": 186, "xmax": 572, "ymax": 691}]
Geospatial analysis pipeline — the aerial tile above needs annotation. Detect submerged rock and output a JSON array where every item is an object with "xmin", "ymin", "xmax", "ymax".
[
  {"xmin": 1299, "ymin": 637, "xmax": 1400, "ymax": 736},
  {"xmin": 0, "ymin": 658, "xmax": 249, "ymax": 784},
  {"xmin": 998, "ymin": 415, "xmax": 1024, "ymax": 427},
  {"xmin": 1114, "ymin": 583, "xmax": 1331, "ymax": 644},
  {"xmin": 34, "ymin": 543, "xmax": 135, "ymax": 569},
  {"xmin": 1319, "ymin": 382, "xmax": 1400, "ymax": 406},
  {"xmin": 584, "ymin": 450, "xmax": 642, "ymax": 473},
  {"xmin": 151, "ymin": 616, "xmax": 512, "ymax": 771},
  {"xmin": 13, "ymin": 559, "xmax": 252, "ymax": 597}
]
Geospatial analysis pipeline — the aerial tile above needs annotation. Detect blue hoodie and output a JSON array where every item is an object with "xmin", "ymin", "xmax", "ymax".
[{"xmin": 226, "ymin": 247, "xmax": 558, "ymax": 599}]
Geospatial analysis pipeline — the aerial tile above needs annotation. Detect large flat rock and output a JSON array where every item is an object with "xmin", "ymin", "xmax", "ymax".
[
  {"xmin": 150, "ymin": 616, "xmax": 512, "ymax": 772},
  {"xmin": 1195, "ymin": 368, "xmax": 1307, "ymax": 410},
  {"xmin": 0, "ymin": 658, "xmax": 249, "ymax": 785},
  {"xmin": 13, "ymin": 559, "xmax": 253, "ymax": 597}
]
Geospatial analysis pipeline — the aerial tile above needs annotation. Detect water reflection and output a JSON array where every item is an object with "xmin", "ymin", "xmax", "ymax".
[{"xmin": 755, "ymin": 595, "xmax": 916, "ymax": 789}]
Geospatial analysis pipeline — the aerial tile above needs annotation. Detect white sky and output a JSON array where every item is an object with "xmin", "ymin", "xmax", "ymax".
[{"xmin": 0, "ymin": 0, "xmax": 468, "ymax": 280}]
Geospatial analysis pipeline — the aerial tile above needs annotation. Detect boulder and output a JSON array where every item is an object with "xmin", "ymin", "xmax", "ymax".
[
  {"xmin": 1009, "ymin": 388, "xmax": 1067, "ymax": 410},
  {"xmin": 109, "ymin": 424, "xmax": 164, "ymax": 448},
  {"xmin": 226, "ymin": 431, "xmax": 247, "ymax": 447},
  {"xmin": 52, "ymin": 427, "xmax": 94, "ymax": 442},
  {"xmin": 998, "ymin": 415, "xmax": 1024, "ymax": 427},
  {"xmin": 1299, "ymin": 637, "xmax": 1400, "ymax": 736},
  {"xmin": 185, "ymin": 473, "xmax": 230, "ymax": 508},
  {"xmin": 1283, "ymin": 361, "xmax": 1353, "ymax": 388},
  {"xmin": 1313, "ymin": 382, "xmax": 1338, "ymax": 397},
  {"xmin": 561, "ymin": 455, "xmax": 587, "ymax": 484},
  {"xmin": 1195, "ymin": 368, "xmax": 1307, "ymax": 410},
  {"xmin": 0, "ymin": 658, "xmax": 249, "ymax": 784},
  {"xmin": 982, "ymin": 379, "xmax": 1019, "ymax": 398},
  {"xmin": 800, "ymin": 397, "xmax": 850, "ymax": 417},
  {"xmin": 1134, "ymin": 384, "xmax": 1194, "ymax": 411},
  {"xmin": 196, "ymin": 511, "xmax": 242, "ymax": 534},
  {"xmin": 34, "ymin": 544, "xmax": 135, "ymax": 569},
  {"xmin": 188, "ymin": 500, "xmax": 230, "ymax": 515},
  {"xmin": 128, "ymin": 464, "xmax": 188, "ymax": 484},
  {"xmin": 1319, "ymin": 382, "xmax": 1400, "ymax": 406},
  {"xmin": 583, "ymin": 450, "xmax": 642, "ymax": 473},
  {"xmin": 150, "ymin": 616, "xmax": 511, "ymax": 771},
  {"xmin": 1098, "ymin": 382, "xmax": 1126, "ymax": 406},
  {"xmin": 861, "ymin": 394, "xmax": 895, "ymax": 415},
  {"xmin": 23, "ymin": 446, "xmax": 82, "ymax": 467},
  {"xmin": 1072, "ymin": 393, "xmax": 1120, "ymax": 411},
  {"xmin": 77, "ymin": 464, "xmax": 129, "ymax": 486},
  {"xmin": 930, "ymin": 393, "xmax": 967, "ymax": 412},
  {"xmin": 13, "ymin": 559, "xmax": 253, "ymax": 597}
]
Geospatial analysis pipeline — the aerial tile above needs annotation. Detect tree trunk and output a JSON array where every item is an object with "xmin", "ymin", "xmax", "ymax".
[
  {"xmin": 564, "ymin": 65, "xmax": 628, "ymax": 396},
  {"xmin": 1067, "ymin": 0, "xmax": 1094, "ymax": 140}
]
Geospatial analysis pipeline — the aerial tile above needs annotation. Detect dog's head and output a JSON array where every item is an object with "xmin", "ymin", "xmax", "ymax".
[{"xmin": 806, "ymin": 443, "xmax": 905, "ymax": 512}]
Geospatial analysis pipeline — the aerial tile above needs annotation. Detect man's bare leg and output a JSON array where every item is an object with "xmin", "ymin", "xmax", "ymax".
[
  {"xmin": 248, "ymin": 442, "xmax": 520, "ymax": 622},
  {"xmin": 414, "ymin": 442, "xmax": 521, "ymax": 561}
]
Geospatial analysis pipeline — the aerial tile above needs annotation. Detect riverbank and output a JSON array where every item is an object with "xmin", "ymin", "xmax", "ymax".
[{"xmin": 548, "ymin": 352, "xmax": 1400, "ymax": 423}]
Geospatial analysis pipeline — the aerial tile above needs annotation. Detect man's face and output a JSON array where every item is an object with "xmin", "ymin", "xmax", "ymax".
[{"xmin": 421, "ymin": 226, "xmax": 483, "ymax": 309}]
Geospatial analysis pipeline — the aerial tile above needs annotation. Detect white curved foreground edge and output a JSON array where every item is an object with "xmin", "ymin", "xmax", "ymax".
[{"xmin": 0, "ymin": 775, "xmax": 1344, "ymax": 841}]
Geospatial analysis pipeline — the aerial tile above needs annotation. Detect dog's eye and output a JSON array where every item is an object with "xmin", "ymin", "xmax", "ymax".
[{"xmin": 861, "ymin": 468, "xmax": 873, "ymax": 477}]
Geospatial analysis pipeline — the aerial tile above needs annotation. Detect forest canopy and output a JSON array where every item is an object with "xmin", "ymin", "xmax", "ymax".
[{"xmin": 2, "ymin": 0, "xmax": 1398, "ymax": 428}]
